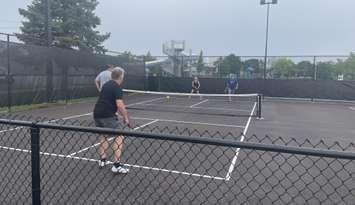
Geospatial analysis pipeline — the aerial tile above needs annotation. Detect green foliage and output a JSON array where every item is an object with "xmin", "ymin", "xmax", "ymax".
[
  {"xmin": 296, "ymin": 61, "xmax": 314, "ymax": 78},
  {"xmin": 116, "ymin": 51, "xmax": 138, "ymax": 62},
  {"xmin": 144, "ymin": 51, "xmax": 156, "ymax": 62},
  {"xmin": 219, "ymin": 54, "xmax": 242, "ymax": 76},
  {"xmin": 316, "ymin": 61, "xmax": 335, "ymax": 80},
  {"xmin": 18, "ymin": 0, "xmax": 110, "ymax": 53},
  {"xmin": 335, "ymin": 54, "xmax": 355, "ymax": 80},
  {"xmin": 243, "ymin": 59, "xmax": 261, "ymax": 78},
  {"xmin": 271, "ymin": 58, "xmax": 296, "ymax": 79},
  {"xmin": 196, "ymin": 50, "xmax": 204, "ymax": 73}
]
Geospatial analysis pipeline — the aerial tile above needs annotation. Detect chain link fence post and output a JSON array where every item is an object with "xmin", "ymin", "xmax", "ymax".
[
  {"xmin": 312, "ymin": 56, "xmax": 317, "ymax": 101},
  {"xmin": 30, "ymin": 124, "xmax": 41, "ymax": 205},
  {"xmin": 6, "ymin": 34, "xmax": 12, "ymax": 112}
]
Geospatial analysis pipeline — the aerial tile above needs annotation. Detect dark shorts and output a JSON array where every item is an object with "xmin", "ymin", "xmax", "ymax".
[
  {"xmin": 94, "ymin": 116, "xmax": 122, "ymax": 130},
  {"xmin": 192, "ymin": 88, "xmax": 199, "ymax": 93}
]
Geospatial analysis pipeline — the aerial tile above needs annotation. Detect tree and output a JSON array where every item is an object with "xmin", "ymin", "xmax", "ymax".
[
  {"xmin": 316, "ymin": 61, "xmax": 335, "ymax": 80},
  {"xmin": 18, "ymin": 0, "xmax": 110, "ymax": 53},
  {"xmin": 296, "ymin": 61, "xmax": 314, "ymax": 78},
  {"xmin": 219, "ymin": 54, "xmax": 242, "ymax": 77},
  {"xmin": 243, "ymin": 59, "xmax": 261, "ymax": 78},
  {"xmin": 196, "ymin": 50, "xmax": 204, "ymax": 73},
  {"xmin": 116, "ymin": 51, "xmax": 138, "ymax": 62},
  {"xmin": 271, "ymin": 58, "xmax": 296, "ymax": 79},
  {"xmin": 335, "ymin": 53, "xmax": 355, "ymax": 80},
  {"xmin": 144, "ymin": 51, "xmax": 156, "ymax": 62}
]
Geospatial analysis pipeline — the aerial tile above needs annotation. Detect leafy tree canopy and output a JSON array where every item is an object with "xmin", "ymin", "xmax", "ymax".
[
  {"xmin": 196, "ymin": 50, "xmax": 205, "ymax": 73},
  {"xmin": 316, "ymin": 61, "xmax": 336, "ymax": 80},
  {"xmin": 271, "ymin": 58, "xmax": 296, "ymax": 79},
  {"xmin": 219, "ymin": 54, "xmax": 242, "ymax": 76},
  {"xmin": 18, "ymin": 0, "xmax": 110, "ymax": 53},
  {"xmin": 296, "ymin": 61, "xmax": 314, "ymax": 78}
]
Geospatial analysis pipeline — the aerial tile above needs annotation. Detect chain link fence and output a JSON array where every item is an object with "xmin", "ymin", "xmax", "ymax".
[
  {"xmin": 157, "ymin": 54, "xmax": 353, "ymax": 81},
  {"xmin": 0, "ymin": 115, "xmax": 355, "ymax": 204},
  {"xmin": 2, "ymin": 31, "xmax": 355, "ymax": 110},
  {"xmin": 0, "ymin": 32, "xmax": 146, "ymax": 111}
]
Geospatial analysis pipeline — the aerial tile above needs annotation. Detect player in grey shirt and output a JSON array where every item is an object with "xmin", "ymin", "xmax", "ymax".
[{"xmin": 95, "ymin": 64, "xmax": 114, "ymax": 92}]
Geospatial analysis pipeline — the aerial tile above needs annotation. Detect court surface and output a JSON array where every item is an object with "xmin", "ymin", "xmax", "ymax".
[{"xmin": 1, "ymin": 94, "xmax": 355, "ymax": 204}]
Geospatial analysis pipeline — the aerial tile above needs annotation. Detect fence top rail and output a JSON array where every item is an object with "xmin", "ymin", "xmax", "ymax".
[
  {"xmin": 0, "ymin": 118, "xmax": 34, "ymax": 127},
  {"xmin": 1, "ymin": 118, "xmax": 355, "ymax": 160}
]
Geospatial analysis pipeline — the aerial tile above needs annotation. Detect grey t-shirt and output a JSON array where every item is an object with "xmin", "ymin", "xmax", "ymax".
[{"xmin": 95, "ymin": 70, "xmax": 112, "ymax": 90}]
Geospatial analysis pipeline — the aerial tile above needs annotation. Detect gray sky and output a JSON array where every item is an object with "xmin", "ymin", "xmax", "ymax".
[{"xmin": 1, "ymin": 0, "xmax": 354, "ymax": 55}]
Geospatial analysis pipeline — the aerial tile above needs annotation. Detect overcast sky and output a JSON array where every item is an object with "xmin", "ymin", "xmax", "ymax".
[{"xmin": 1, "ymin": 0, "xmax": 354, "ymax": 56}]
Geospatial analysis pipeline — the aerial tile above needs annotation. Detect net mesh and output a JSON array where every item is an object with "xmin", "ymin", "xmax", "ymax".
[{"xmin": 123, "ymin": 89, "xmax": 261, "ymax": 118}]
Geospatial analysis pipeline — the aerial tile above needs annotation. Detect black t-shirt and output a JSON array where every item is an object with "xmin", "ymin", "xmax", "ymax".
[
  {"xmin": 93, "ymin": 80, "xmax": 123, "ymax": 119},
  {"xmin": 192, "ymin": 81, "xmax": 200, "ymax": 89}
]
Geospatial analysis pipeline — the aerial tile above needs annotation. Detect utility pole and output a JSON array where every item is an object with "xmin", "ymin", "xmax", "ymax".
[{"xmin": 260, "ymin": 0, "xmax": 278, "ymax": 79}]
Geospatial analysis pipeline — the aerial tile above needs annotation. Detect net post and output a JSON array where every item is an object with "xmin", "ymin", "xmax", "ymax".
[
  {"xmin": 257, "ymin": 94, "xmax": 262, "ymax": 119},
  {"xmin": 30, "ymin": 124, "xmax": 41, "ymax": 205}
]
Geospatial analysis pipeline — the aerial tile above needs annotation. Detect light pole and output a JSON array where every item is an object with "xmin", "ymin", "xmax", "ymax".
[{"xmin": 261, "ymin": 0, "xmax": 277, "ymax": 79}]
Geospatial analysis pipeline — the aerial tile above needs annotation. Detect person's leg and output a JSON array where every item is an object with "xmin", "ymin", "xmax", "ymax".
[
  {"xmin": 112, "ymin": 135, "xmax": 124, "ymax": 163},
  {"xmin": 189, "ymin": 89, "xmax": 194, "ymax": 98},
  {"xmin": 95, "ymin": 118, "xmax": 110, "ymax": 167},
  {"xmin": 101, "ymin": 117, "xmax": 129, "ymax": 174},
  {"xmin": 228, "ymin": 88, "xmax": 232, "ymax": 101},
  {"xmin": 197, "ymin": 90, "xmax": 202, "ymax": 100},
  {"xmin": 99, "ymin": 136, "xmax": 109, "ymax": 160},
  {"xmin": 111, "ymin": 135, "xmax": 129, "ymax": 173}
]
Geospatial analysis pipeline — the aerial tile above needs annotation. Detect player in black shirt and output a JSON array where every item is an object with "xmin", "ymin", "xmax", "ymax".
[
  {"xmin": 93, "ymin": 67, "xmax": 130, "ymax": 174},
  {"xmin": 190, "ymin": 77, "xmax": 201, "ymax": 99}
]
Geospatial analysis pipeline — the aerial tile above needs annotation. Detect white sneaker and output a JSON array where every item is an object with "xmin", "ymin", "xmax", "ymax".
[
  {"xmin": 111, "ymin": 164, "xmax": 129, "ymax": 174},
  {"xmin": 98, "ymin": 160, "xmax": 108, "ymax": 168}
]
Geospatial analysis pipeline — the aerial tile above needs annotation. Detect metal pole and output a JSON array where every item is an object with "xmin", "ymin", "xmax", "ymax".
[
  {"xmin": 263, "ymin": 4, "xmax": 270, "ymax": 80},
  {"xmin": 143, "ymin": 58, "xmax": 148, "ymax": 90},
  {"xmin": 257, "ymin": 94, "xmax": 262, "ymax": 119},
  {"xmin": 6, "ymin": 34, "xmax": 11, "ymax": 112},
  {"xmin": 181, "ymin": 55, "xmax": 184, "ymax": 77},
  {"xmin": 311, "ymin": 56, "xmax": 317, "ymax": 101},
  {"xmin": 45, "ymin": 0, "xmax": 53, "ymax": 102},
  {"xmin": 46, "ymin": 0, "xmax": 52, "ymax": 47},
  {"xmin": 313, "ymin": 56, "xmax": 317, "ymax": 80},
  {"xmin": 30, "ymin": 125, "xmax": 41, "ymax": 205}
]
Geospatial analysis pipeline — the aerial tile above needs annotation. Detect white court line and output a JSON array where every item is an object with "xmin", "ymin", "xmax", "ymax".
[
  {"xmin": 68, "ymin": 119, "xmax": 159, "ymax": 156},
  {"xmin": 126, "ymin": 97, "xmax": 165, "ymax": 107},
  {"xmin": 61, "ymin": 113, "xmax": 92, "ymax": 121},
  {"xmin": 190, "ymin": 99, "xmax": 209, "ymax": 108},
  {"xmin": 0, "ymin": 145, "xmax": 226, "ymax": 181},
  {"xmin": 0, "ymin": 126, "xmax": 24, "ymax": 134},
  {"xmin": 225, "ymin": 102, "xmax": 257, "ymax": 181},
  {"xmin": 0, "ymin": 113, "xmax": 92, "ymax": 134},
  {"xmin": 0, "ymin": 97, "xmax": 163, "ymax": 134},
  {"xmin": 131, "ymin": 116, "xmax": 245, "ymax": 128}
]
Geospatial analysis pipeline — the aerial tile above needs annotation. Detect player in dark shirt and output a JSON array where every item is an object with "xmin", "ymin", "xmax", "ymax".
[
  {"xmin": 93, "ymin": 67, "xmax": 130, "ymax": 174},
  {"xmin": 190, "ymin": 77, "xmax": 202, "ymax": 99}
]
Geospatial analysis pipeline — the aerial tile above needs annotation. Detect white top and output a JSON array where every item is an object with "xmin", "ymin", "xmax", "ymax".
[{"xmin": 95, "ymin": 70, "xmax": 112, "ymax": 90}]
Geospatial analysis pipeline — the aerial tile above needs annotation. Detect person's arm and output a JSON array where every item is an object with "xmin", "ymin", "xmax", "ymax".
[
  {"xmin": 95, "ymin": 74, "xmax": 101, "ymax": 92},
  {"xmin": 197, "ymin": 81, "xmax": 201, "ymax": 89},
  {"xmin": 116, "ymin": 100, "xmax": 129, "ymax": 125},
  {"xmin": 191, "ymin": 81, "xmax": 195, "ymax": 89}
]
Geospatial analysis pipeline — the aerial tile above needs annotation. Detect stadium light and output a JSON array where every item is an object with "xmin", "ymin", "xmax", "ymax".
[{"xmin": 260, "ymin": 0, "xmax": 278, "ymax": 79}]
